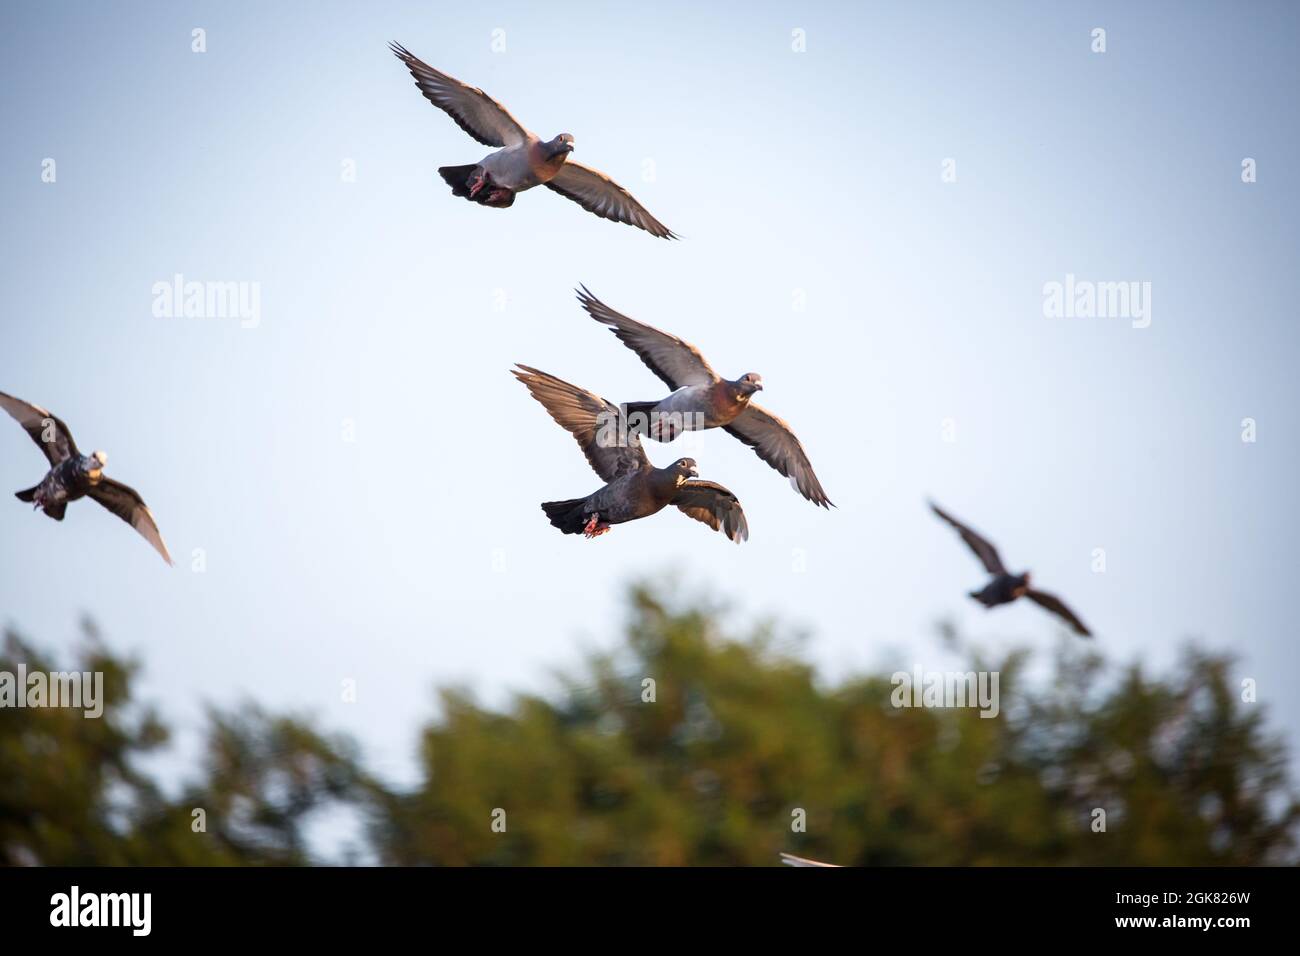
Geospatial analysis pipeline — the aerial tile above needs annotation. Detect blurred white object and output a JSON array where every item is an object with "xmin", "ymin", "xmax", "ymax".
[{"xmin": 779, "ymin": 852, "xmax": 839, "ymax": 867}]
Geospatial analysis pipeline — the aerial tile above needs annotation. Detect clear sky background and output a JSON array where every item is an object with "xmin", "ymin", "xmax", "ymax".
[{"xmin": 1, "ymin": 1, "xmax": 1297, "ymax": 792}]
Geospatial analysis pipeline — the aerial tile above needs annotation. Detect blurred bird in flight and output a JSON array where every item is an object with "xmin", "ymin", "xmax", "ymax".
[{"xmin": 1, "ymin": 391, "xmax": 172, "ymax": 565}]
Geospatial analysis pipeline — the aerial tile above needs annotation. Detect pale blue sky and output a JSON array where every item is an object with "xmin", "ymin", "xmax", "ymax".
[{"xmin": 1, "ymin": 0, "xmax": 1297, "ymax": 788}]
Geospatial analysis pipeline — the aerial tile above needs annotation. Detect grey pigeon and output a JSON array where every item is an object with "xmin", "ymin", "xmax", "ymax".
[
  {"xmin": 577, "ymin": 286, "xmax": 833, "ymax": 507},
  {"xmin": 391, "ymin": 43, "xmax": 676, "ymax": 238},
  {"xmin": 512, "ymin": 366, "xmax": 748, "ymax": 542},
  {"xmin": 1, "ymin": 391, "xmax": 172, "ymax": 564},
  {"xmin": 930, "ymin": 501, "xmax": 1090, "ymax": 636}
]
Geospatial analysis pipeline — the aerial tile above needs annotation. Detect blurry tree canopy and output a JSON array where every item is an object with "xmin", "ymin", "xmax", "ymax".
[{"xmin": 2, "ymin": 585, "xmax": 1296, "ymax": 865}]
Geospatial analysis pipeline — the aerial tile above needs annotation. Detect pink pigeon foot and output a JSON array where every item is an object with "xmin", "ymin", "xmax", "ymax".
[
  {"xmin": 582, "ymin": 514, "xmax": 610, "ymax": 538},
  {"xmin": 467, "ymin": 168, "xmax": 488, "ymax": 198}
]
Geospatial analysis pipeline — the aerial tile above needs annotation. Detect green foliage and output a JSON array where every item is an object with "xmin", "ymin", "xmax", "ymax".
[{"xmin": 2, "ymin": 585, "xmax": 1296, "ymax": 865}]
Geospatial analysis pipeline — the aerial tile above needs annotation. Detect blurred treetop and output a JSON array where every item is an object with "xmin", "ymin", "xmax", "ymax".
[{"xmin": 2, "ymin": 584, "xmax": 1296, "ymax": 866}]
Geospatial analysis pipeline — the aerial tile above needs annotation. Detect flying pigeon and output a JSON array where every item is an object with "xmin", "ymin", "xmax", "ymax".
[
  {"xmin": 779, "ymin": 853, "xmax": 840, "ymax": 867},
  {"xmin": 512, "ymin": 365, "xmax": 748, "ymax": 542},
  {"xmin": 1, "ymin": 391, "xmax": 172, "ymax": 565},
  {"xmin": 929, "ymin": 502, "xmax": 1090, "ymax": 636},
  {"xmin": 576, "ymin": 286, "xmax": 833, "ymax": 507},
  {"xmin": 390, "ymin": 43, "xmax": 676, "ymax": 239}
]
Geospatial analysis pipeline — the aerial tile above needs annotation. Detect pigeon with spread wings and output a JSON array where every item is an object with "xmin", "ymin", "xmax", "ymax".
[
  {"xmin": 929, "ymin": 501, "xmax": 1090, "ymax": 636},
  {"xmin": 390, "ymin": 43, "xmax": 675, "ymax": 238},
  {"xmin": 0, "ymin": 390, "xmax": 172, "ymax": 565},
  {"xmin": 576, "ymin": 286, "xmax": 833, "ymax": 507},
  {"xmin": 512, "ymin": 366, "xmax": 748, "ymax": 542}
]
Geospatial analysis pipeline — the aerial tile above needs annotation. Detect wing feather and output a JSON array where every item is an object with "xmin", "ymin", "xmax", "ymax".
[
  {"xmin": 575, "ymin": 286, "xmax": 716, "ymax": 389},
  {"xmin": 725, "ymin": 405, "xmax": 832, "ymax": 508},
  {"xmin": 0, "ymin": 390, "xmax": 78, "ymax": 466},
  {"xmin": 546, "ymin": 162, "xmax": 676, "ymax": 238},
  {"xmin": 512, "ymin": 365, "xmax": 649, "ymax": 483},
  {"xmin": 87, "ymin": 477, "xmax": 172, "ymax": 565},
  {"xmin": 390, "ymin": 42, "xmax": 529, "ymax": 148},
  {"xmin": 672, "ymin": 479, "xmax": 749, "ymax": 542},
  {"xmin": 929, "ymin": 502, "xmax": 1006, "ymax": 574},
  {"xmin": 1025, "ymin": 590, "xmax": 1092, "ymax": 636}
]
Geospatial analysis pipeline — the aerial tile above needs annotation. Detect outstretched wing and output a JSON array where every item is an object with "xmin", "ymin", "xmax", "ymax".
[
  {"xmin": 576, "ymin": 286, "xmax": 716, "ymax": 389},
  {"xmin": 512, "ymin": 365, "xmax": 649, "ymax": 483},
  {"xmin": 672, "ymin": 479, "xmax": 749, "ymax": 543},
  {"xmin": 546, "ymin": 162, "xmax": 677, "ymax": 239},
  {"xmin": 725, "ymin": 405, "xmax": 832, "ymax": 508},
  {"xmin": 389, "ymin": 42, "xmax": 529, "ymax": 148},
  {"xmin": 87, "ymin": 477, "xmax": 172, "ymax": 565},
  {"xmin": 0, "ymin": 390, "xmax": 78, "ymax": 466},
  {"xmin": 929, "ymin": 502, "xmax": 1006, "ymax": 574},
  {"xmin": 1025, "ymin": 590, "xmax": 1092, "ymax": 637}
]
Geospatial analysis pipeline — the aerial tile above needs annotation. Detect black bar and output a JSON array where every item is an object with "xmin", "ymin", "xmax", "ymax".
[{"xmin": 0, "ymin": 866, "xmax": 1284, "ymax": 940}]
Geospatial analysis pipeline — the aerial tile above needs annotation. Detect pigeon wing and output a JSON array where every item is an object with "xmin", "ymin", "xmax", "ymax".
[
  {"xmin": 0, "ymin": 390, "xmax": 79, "ymax": 466},
  {"xmin": 546, "ymin": 162, "xmax": 676, "ymax": 239},
  {"xmin": 512, "ymin": 365, "xmax": 649, "ymax": 483},
  {"xmin": 1025, "ymin": 590, "xmax": 1092, "ymax": 637},
  {"xmin": 672, "ymin": 480, "xmax": 749, "ymax": 543},
  {"xmin": 929, "ymin": 502, "xmax": 1006, "ymax": 574},
  {"xmin": 87, "ymin": 477, "xmax": 173, "ymax": 565},
  {"xmin": 390, "ymin": 43, "xmax": 529, "ymax": 148},
  {"xmin": 575, "ymin": 286, "xmax": 717, "ymax": 389},
  {"xmin": 724, "ymin": 404, "xmax": 832, "ymax": 508}
]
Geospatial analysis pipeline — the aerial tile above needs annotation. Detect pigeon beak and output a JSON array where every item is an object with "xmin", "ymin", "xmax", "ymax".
[{"xmin": 689, "ymin": 465, "xmax": 699, "ymax": 477}]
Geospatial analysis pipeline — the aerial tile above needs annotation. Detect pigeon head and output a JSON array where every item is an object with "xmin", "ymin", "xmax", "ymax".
[
  {"xmin": 547, "ymin": 134, "xmax": 575, "ymax": 158},
  {"xmin": 670, "ymin": 458, "xmax": 699, "ymax": 480},
  {"xmin": 732, "ymin": 373, "xmax": 763, "ymax": 400},
  {"xmin": 87, "ymin": 450, "xmax": 107, "ymax": 481}
]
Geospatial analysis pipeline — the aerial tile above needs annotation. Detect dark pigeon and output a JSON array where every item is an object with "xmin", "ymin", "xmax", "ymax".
[
  {"xmin": 1, "ymin": 391, "xmax": 172, "ymax": 565},
  {"xmin": 929, "ymin": 501, "xmax": 1089, "ymax": 636},
  {"xmin": 390, "ymin": 43, "xmax": 676, "ymax": 238},
  {"xmin": 512, "ymin": 366, "xmax": 748, "ymax": 542},
  {"xmin": 576, "ymin": 286, "xmax": 832, "ymax": 507}
]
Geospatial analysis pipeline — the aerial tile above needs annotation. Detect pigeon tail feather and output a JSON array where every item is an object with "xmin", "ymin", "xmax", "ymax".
[
  {"xmin": 438, "ymin": 164, "xmax": 479, "ymax": 198},
  {"xmin": 438, "ymin": 165, "xmax": 515, "ymax": 206},
  {"xmin": 14, "ymin": 485, "xmax": 37, "ymax": 503},
  {"xmin": 541, "ymin": 498, "xmax": 591, "ymax": 534}
]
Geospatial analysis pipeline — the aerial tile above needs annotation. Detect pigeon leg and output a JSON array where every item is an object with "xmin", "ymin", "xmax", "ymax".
[
  {"xmin": 467, "ymin": 168, "xmax": 488, "ymax": 198},
  {"xmin": 582, "ymin": 514, "xmax": 611, "ymax": 538}
]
